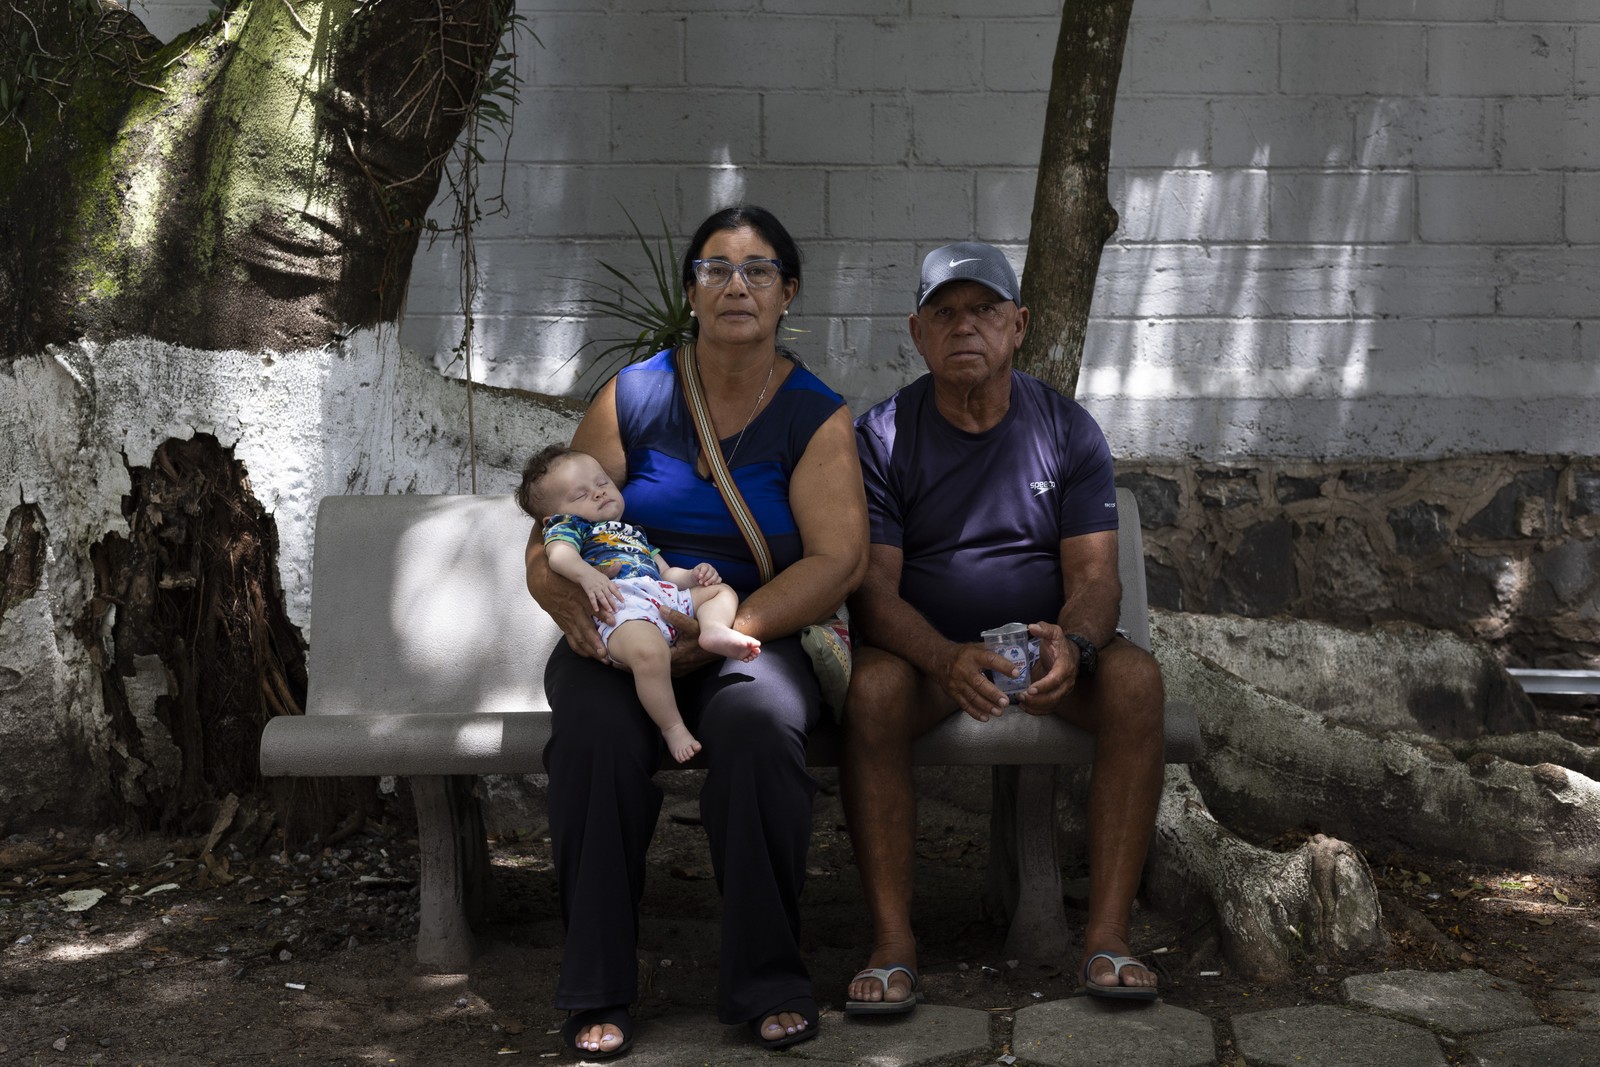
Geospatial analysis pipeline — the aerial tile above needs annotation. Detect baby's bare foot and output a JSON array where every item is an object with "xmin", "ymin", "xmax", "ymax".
[
  {"xmin": 698, "ymin": 625, "xmax": 761, "ymax": 663},
  {"xmin": 662, "ymin": 723, "xmax": 702, "ymax": 764}
]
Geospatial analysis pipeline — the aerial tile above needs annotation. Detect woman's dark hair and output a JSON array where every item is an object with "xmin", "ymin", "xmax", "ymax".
[
  {"xmin": 681, "ymin": 204, "xmax": 803, "ymax": 294},
  {"xmin": 516, "ymin": 444, "xmax": 579, "ymax": 521}
]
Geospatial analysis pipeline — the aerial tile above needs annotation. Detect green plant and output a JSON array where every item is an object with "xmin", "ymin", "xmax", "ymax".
[{"xmin": 567, "ymin": 203, "xmax": 694, "ymax": 397}]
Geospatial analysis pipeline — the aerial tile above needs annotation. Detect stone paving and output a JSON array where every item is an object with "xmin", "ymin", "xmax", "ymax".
[{"xmin": 572, "ymin": 968, "xmax": 1600, "ymax": 1066}]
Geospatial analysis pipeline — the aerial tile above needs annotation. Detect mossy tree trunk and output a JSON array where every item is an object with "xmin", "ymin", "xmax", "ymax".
[
  {"xmin": 1, "ymin": 0, "xmax": 512, "ymax": 353},
  {"xmin": 0, "ymin": 0, "xmax": 515, "ymax": 835},
  {"xmin": 1016, "ymin": 0, "xmax": 1133, "ymax": 396}
]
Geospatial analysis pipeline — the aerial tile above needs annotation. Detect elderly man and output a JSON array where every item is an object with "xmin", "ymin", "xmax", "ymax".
[{"xmin": 842, "ymin": 242, "xmax": 1166, "ymax": 1011}]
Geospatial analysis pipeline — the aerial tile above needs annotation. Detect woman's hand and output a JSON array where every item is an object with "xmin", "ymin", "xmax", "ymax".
[{"xmin": 659, "ymin": 606, "xmax": 720, "ymax": 675}]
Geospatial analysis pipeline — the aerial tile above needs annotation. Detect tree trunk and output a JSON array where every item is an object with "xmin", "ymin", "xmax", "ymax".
[
  {"xmin": 1016, "ymin": 0, "xmax": 1133, "ymax": 395},
  {"xmin": 0, "ymin": 0, "xmax": 520, "ymax": 833},
  {"xmin": 1, "ymin": 0, "xmax": 513, "ymax": 353}
]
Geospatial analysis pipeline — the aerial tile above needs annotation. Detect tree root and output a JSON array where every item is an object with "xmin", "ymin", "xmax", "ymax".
[
  {"xmin": 1158, "ymin": 642, "xmax": 1600, "ymax": 874},
  {"xmin": 1145, "ymin": 767, "xmax": 1386, "ymax": 982}
]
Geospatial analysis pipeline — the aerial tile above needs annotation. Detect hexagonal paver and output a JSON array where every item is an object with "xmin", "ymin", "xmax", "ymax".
[
  {"xmin": 787, "ymin": 1004, "xmax": 993, "ymax": 1066},
  {"xmin": 1463, "ymin": 1024, "xmax": 1600, "ymax": 1066},
  {"xmin": 1342, "ymin": 969, "xmax": 1540, "ymax": 1035},
  {"xmin": 1545, "ymin": 977, "xmax": 1600, "ymax": 1032},
  {"xmin": 1010, "ymin": 997, "xmax": 1214, "ymax": 1067},
  {"xmin": 1232, "ymin": 1004, "xmax": 1447, "ymax": 1067}
]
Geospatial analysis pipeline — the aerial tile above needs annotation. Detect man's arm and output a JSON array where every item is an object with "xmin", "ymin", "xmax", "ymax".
[
  {"xmin": 850, "ymin": 543, "xmax": 1020, "ymax": 722},
  {"xmin": 1016, "ymin": 529, "xmax": 1121, "ymax": 713}
]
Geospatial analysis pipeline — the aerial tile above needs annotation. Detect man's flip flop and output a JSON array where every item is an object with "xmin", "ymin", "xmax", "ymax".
[
  {"xmin": 749, "ymin": 995, "xmax": 819, "ymax": 1049},
  {"xmin": 561, "ymin": 1005, "xmax": 634, "ymax": 1058},
  {"xmin": 845, "ymin": 964, "xmax": 922, "ymax": 1015},
  {"xmin": 1082, "ymin": 952, "xmax": 1159, "ymax": 1001}
]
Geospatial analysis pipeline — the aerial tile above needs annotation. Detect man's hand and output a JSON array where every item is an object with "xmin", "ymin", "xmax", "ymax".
[
  {"xmin": 936, "ymin": 643, "xmax": 1022, "ymax": 722},
  {"xmin": 1014, "ymin": 621, "xmax": 1078, "ymax": 716},
  {"xmin": 659, "ymin": 606, "xmax": 719, "ymax": 675}
]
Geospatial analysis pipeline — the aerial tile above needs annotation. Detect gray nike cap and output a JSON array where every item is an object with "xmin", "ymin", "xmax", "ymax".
[{"xmin": 916, "ymin": 241, "xmax": 1022, "ymax": 308}]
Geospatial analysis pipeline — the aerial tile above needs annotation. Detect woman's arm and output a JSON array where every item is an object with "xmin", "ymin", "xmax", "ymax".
[
  {"xmin": 732, "ymin": 406, "xmax": 869, "ymax": 641},
  {"xmin": 524, "ymin": 381, "xmax": 626, "ymax": 659}
]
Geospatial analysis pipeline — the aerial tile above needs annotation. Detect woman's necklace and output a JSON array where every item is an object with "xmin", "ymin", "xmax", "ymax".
[{"xmin": 723, "ymin": 356, "xmax": 776, "ymax": 469}]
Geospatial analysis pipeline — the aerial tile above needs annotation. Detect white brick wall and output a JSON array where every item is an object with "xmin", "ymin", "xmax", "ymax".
[{"xmin": 126, "ymin": 0, "xmax": 1600, "ymax": 460}]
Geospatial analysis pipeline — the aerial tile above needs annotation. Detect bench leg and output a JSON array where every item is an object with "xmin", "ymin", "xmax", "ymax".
[
  {"xmin": 986, "ymin": 765, "xmax": 1072, "ymax": 964},
  {"xmin": 410, "ymin": 774, "xmax": 486, "ymax": 972}
]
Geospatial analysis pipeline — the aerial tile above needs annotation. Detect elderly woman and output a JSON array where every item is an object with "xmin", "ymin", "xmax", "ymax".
[{"xmin": 525, "ymin": 205, "xmax": 868, "ymax": 1056}]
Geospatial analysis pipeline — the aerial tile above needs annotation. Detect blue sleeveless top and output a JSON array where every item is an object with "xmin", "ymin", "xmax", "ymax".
[{"xmin": 614, "ymin": 349, "xmax": 845, "ymax": 598}]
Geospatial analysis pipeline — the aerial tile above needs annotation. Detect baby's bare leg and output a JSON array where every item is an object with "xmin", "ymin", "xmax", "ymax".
[
  {"xmin": 688, "ymin": 585, "xmax": 761, "ymax": 663},
  {"xmin": 606, "ymin": 619, "xmax": 700, "ymax": 763}
]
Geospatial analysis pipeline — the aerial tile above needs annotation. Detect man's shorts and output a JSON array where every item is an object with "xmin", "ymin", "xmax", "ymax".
[{"xmin": 596, "ymin": 575, "xmax": 695, "ymax": 646}]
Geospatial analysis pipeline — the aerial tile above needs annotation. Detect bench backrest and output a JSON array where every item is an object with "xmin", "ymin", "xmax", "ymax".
[
  {"xmin": 304, "ymin": 488, "xmax": 1154, "ymax": 722},
  {"xmin": 293, "ymin": 487, "xmax": 1200, "ymax": 768}
]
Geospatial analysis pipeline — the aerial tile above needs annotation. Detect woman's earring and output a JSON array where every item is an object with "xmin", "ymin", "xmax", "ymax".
[
  {"xmin": 782, "ymin": 308, "xmax": 789, "ymax": 316},
  {"xmin": 689, "ymin": 310, "xmax": 697, "ymax": 318}
]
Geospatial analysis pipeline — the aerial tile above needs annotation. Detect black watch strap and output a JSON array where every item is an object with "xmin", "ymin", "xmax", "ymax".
[{"xmin": 1066, "ymin": 633, "xmax": 1099, "ymax": 677}]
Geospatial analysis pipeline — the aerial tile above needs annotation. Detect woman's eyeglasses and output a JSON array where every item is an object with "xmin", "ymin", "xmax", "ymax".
[{"xmin": 692, "ymin": 259, "xmax": 784, "ymax": 290}]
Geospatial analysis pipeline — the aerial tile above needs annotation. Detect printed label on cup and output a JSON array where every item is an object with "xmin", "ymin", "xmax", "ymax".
[{"xmin": 981, "ymin": 622, "xmax": 1039, "ymax": 695}]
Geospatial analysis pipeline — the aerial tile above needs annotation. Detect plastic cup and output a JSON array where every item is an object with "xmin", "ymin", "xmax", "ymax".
[{"xmin": 981, "ymin": 622, "xmax": 1038, "ymax": 695}]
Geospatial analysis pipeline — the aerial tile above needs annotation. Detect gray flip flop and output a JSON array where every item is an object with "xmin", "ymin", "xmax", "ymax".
[
  {"xmin": 845, "ymin": 964, "xmax": 922, "ymax": 1015},
  {"xmin": 1083, "ymin": 952, "xmax": 1159, "ymax": 1001}
]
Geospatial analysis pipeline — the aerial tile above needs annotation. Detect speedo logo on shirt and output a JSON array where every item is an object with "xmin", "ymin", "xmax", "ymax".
[{"xmin": 1029, "ymin": 480, "xmax": 1056, "ymax": 497}]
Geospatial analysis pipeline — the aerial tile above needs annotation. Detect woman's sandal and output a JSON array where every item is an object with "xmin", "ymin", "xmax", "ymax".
[
  {"xmin": 560, "ymin": 1005, "xmax": 634, "ymax": 1058},
  {"xmin": 749, "ymin": 995, "xmax": 819, "ymax": 1050}
]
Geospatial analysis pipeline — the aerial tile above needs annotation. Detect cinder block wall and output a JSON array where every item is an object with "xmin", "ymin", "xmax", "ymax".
[
  {"xmin": 132, "ymin": 0, "xmax": 1600, "ymax": 663},
  {"xmin": 133, "ymin": 0, "xmax": 1600, "ymax": 463}
]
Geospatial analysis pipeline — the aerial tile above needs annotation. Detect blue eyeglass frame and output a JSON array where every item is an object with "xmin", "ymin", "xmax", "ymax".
[{"xmin": 690, "ymin": 258, "xmax": 786, "ymax": 288}]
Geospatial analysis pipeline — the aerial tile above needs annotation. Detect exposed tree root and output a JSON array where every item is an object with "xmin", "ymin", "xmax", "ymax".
[
  {"xmin": 1157, "ymin": 639, "xmax": 1600, "ymax": 874},
  {"xmin": 1145, "ymin": 766, "xmax": 1386, "ymax": 982}
]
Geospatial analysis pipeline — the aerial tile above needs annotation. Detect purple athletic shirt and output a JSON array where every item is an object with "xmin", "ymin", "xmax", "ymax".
[{"xmin": 855, "ymin": 370, "xmax": 1119, "ymax": 643}]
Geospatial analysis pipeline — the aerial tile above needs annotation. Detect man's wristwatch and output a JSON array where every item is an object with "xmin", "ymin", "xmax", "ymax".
[{"xmin": 1066, "ymin": 634, "xmax": 1099, "ymax": 678}]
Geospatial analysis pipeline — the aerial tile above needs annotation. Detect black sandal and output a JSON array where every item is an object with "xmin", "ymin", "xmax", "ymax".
[
  {"xmin": 749, "ymin": 995, "xmax": 819, "ymax": 1050},
  {"xmin": 560, "ymin": 1005, "xmax": 634, "ymax": 1059}
]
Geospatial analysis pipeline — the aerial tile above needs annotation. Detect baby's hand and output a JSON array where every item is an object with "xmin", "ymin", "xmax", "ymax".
[
  {"xmin": 692, "ymin": 563, "xmax": 721, "ymax": 586},
  {"xmin": 577, "ymin": 570, "xmax": 622, "ymax": 613}
]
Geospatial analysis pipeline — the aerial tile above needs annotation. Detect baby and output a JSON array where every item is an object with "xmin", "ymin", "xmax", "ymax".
[{"xmin": 518, "ymin": 445, "xmax": 761, "ymax": 762}]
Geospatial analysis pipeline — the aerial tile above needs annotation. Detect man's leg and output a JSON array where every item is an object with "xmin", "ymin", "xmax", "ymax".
[
  {"xmin": 1055, "ymin": 637, "xmax": 1166, "ymax": 990},
  {"xmin": 840, "ymin": 646, "xmax": 953, "ymax": 1005}
]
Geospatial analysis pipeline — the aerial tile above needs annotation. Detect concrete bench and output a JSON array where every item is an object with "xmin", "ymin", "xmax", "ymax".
[{"xmin": 259, "ymin": 487, "xmax": 1200, "ymax": 972}]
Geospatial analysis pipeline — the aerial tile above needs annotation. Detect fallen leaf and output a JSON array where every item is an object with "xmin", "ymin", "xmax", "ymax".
[
  {"xmin": 1554, "ymin": 888, "xmax": 1571, "ymax": 905},
  {"xmin": 1529, "ymin": 917, "xmax": 1555, "ymax": 926},
  {"xmin": 59, "ymin": 888, "xmax": 106, "ymax": 912}
]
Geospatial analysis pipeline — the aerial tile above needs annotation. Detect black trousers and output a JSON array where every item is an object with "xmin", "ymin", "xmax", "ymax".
[{"xmin": 542, "ymin": 636, "xmax": 821, "ymax": 1024}]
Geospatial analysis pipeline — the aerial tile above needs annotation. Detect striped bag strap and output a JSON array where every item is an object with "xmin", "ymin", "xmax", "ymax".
[{"xmin": 677, "ymin": 342, "xmax": 777, "ymax": 585}]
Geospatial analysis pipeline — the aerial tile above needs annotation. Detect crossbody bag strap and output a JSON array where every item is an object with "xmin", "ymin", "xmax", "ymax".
[{"xmin": 677, "ymin": 342, "xmax": 777, "ymax": 585}]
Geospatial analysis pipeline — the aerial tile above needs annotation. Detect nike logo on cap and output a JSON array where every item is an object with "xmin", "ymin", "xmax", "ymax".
[{"xmin": 948, "ymin": 257, "xmax": 981, "ymax": 268}]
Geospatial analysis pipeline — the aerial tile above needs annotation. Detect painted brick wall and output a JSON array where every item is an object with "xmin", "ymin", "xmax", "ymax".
[{"xmin": 129, "ymin": 1, "xmax": 1600, "ymax": 462}]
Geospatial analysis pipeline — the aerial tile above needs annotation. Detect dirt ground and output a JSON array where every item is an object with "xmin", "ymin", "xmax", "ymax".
[{"xmin": 3, "ymin": 706, "xmax": 1599, "ymax": 1066}]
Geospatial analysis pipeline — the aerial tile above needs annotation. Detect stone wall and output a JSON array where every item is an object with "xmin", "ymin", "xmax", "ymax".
[{"xmin": 1118, "ymin": 455, "xmax": 1600, "ymax": 670}]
